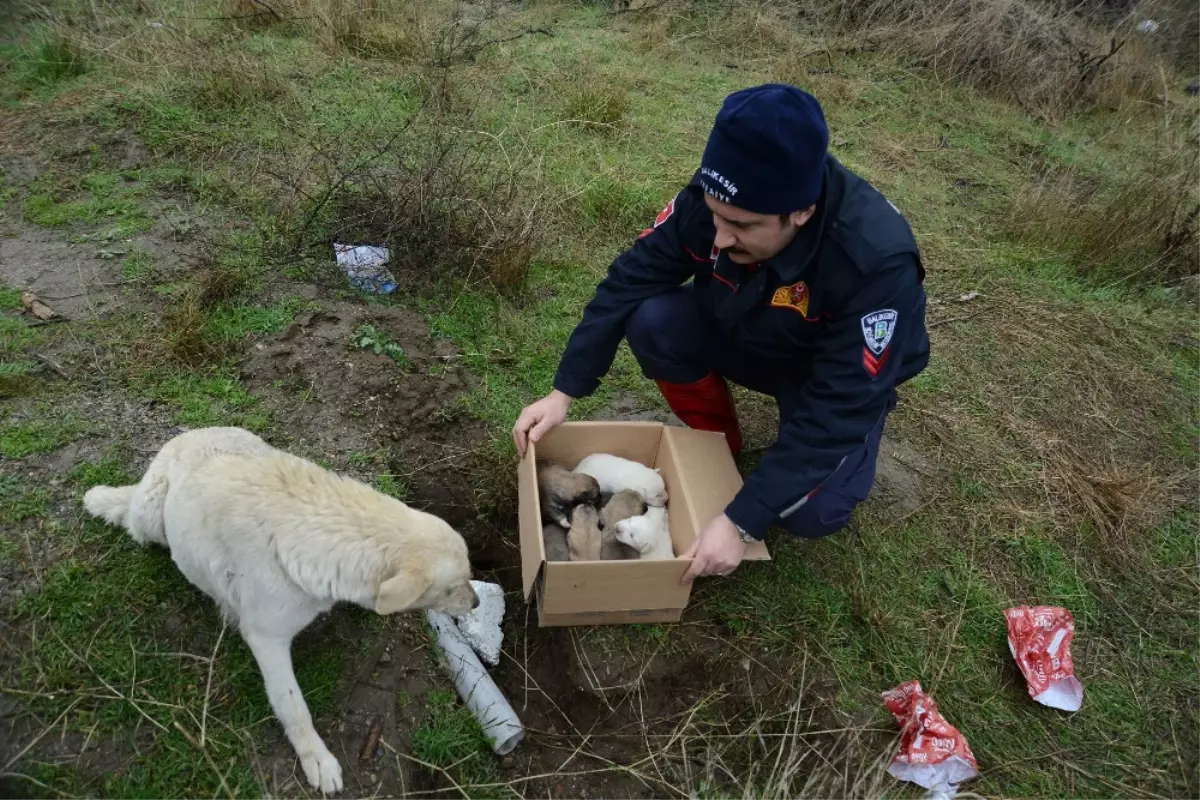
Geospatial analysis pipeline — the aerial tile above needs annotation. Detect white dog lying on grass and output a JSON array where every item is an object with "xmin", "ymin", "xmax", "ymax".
[{"xmin": 83, "ymin": 426, "xmax": 478, "ymax": 795}]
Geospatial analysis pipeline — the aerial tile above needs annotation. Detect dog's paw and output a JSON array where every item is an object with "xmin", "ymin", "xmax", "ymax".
[{"xmin": 300, "ymin": 748, "xmax": 343, "ymax": 795}]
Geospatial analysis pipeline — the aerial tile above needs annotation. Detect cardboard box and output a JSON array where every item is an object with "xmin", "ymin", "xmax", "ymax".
[{"xmin": 518, "ymin": 421, "xmax": 770, "ymax": 627}]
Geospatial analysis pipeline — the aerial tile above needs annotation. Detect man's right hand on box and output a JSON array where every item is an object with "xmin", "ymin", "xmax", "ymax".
[
  {"xmin": 513, "ymin": 390, "xmax": 573, "ymax": 457},
  {"xmin": 680, "ymin": 513, "xmax": 746, "ymax": 584}
]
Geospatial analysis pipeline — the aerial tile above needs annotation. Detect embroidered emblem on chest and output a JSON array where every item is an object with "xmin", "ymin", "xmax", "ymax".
[{"xmin": 769, "ymin": 281, "xmax": 810, "ymax": 316}]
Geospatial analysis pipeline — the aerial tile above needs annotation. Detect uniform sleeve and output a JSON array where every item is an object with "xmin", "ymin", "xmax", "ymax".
[
  {"xmin": 724, "ymin": 253, "xmax": 926, "ymax": 537},
  {"xmin": 553, "ymin": 189, "xmax": 708, "ymax": 399}
]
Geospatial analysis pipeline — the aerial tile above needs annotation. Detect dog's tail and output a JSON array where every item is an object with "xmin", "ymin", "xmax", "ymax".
[
  {"xmin": 84, "ymin": 467, "xmax": 170, "ymax": 547},
  {"xmin": 83, "ymin": 485, "xmax": 135, "ymax": 530}
]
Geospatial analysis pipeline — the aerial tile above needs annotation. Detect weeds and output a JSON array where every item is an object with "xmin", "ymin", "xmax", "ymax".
[
  {"xmin": 21, "ymin": 37, "xmax": 88, "ymax": 88},
  {"xmin": 1011, "ymin": 149, "xmax": 1200, "ymax": 282},
  {"xmin": 412, "ymin": 689, "xmax": 500, "ymax": 791},
  {"xmin": 353, "ymin": 323, "xmax": 409, "ymax": 368},
  {"xmin": 268, "ymin": 109, "xmax": 538, "ymax": 297},
  {"xmin": 563, "ymin": 73, "xmax": 631, "ymax": 132},
  {"xmin": 158, "ymin": 266, "xmax": 251, "ymax": 366}
]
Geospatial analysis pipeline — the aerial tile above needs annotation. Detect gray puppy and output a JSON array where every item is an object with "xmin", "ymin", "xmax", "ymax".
[
  {"xmin": 599, "ymin": 489, "xmax": 643, "ymax": 560},
  {"xmin": 542, "ymin": 523, "xmax": 570, "ymax": 562},
  {"xmin": 537, "ymin": 463, "xmax": 601, "ymax": 528}
]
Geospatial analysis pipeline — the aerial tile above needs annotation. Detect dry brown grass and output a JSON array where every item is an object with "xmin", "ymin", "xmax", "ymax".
[
  {"xmin": 824, "ymin": 0, "xmax": 1170, "ymax": 116},
  {"xmin": 224, "ymin": 0, "xmax": 513, "ymax": 66},
  {"xmin": 638, "ymin": 675, "xmax": 899, "ymax": 797},
  {"xmin": 158, "ymin": 265, "xmax": 248, "ymax": 367},
  {"xmin": 629, "ymin": 0, "xmax": 1182, "ymax": 117},
  {"xmin": 1011, "ymin": 145, "xmax": 1200, "ymax": 282}
]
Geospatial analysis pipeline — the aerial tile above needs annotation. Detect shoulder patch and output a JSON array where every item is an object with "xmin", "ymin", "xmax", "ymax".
[
  {"xmin": 638, "ymin": 197, "xmax": 677, "ymax": 240},
  {"xmin": 770, "ymin": 281, "xmax": 810, "ymax": 316},
  {"xmin": 861, "ymin": 309, "xmax": 898, "ymax": 356},
  {"xmin": 654, "ymin": 197, "xmax": 675, "ymax": 228}
]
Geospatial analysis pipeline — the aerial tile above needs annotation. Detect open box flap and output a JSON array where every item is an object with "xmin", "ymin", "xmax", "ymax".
[
  {"xmin": 518, "ymin": 445, "xmax": 546, "ymax": 601},
  {"xmin": 660, "ymin": 426, "xmax": 771, "ymax": 561}
]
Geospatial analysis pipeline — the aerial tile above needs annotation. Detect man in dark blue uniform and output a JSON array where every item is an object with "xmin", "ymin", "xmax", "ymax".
[{"xmin": 513, "ymin": 84, "xmax": 929, "ymax": 583}]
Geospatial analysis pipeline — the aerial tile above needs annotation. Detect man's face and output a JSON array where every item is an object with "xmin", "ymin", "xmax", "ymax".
[{"xmin": 704, "ymin": 194, "xmax": 815, "ymax": 264}]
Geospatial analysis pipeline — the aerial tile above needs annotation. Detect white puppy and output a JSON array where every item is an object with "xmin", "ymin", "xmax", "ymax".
[
  {"xmin": 614, "ymin": 505, "xmax": 674, "ymax": 560},
  {"xmin": 573, "ymin": 453, "xmax": 667, "ymax": 507},
  {"xmin": 82, "ymin": 427, "xmax": 477, "ymax": 795}
]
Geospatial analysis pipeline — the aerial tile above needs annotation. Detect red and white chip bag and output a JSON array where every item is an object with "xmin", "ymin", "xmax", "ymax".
[
  {"xmin": 881, "ymin": 680, "xmax": 979, "ymax": 792},
  {"xmin": 1005, "ymin": 605, "xmax": 1083, "ymax": 712}
]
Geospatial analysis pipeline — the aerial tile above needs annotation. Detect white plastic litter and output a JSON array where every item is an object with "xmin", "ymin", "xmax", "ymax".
[
  {"xmin": 453, "ymin": 580, "xmax": 506, "ymax": 666},
  {"xmin": 334, "ymin": 243, "xmax": 396, "ymax": 294},
  {"xmin": 1136, "ymin": 19, "xmax": 1159, "ymax": 34},
  {"xmin": 425, "ymin": 602, "xmax": 524, "ymax": 756}
]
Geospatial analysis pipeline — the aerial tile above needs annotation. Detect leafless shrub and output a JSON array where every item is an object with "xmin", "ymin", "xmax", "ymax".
[{"xmin": 264, "ymin": 108, "xmax": 538, "ymax": 298}]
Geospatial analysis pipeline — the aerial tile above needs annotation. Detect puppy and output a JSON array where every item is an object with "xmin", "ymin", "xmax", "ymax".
[
  {"xmin": 614, "ymin": 506, "xmax": 674, "ymax": 560},
  {"xmin": 573, "ymin": 453, "xmax": 668, "ymax": 507},
  {"xmin": 599, "ymin": 489, "xmax": 644, "ymax": 560},
  {"xmin": 83, "ymin": 426, "xmax": 478, "ymax": 795},
  {"xmin": 538, "ymin": 462, "xmax": 601, "ymax": 528},
  {"xmin": 566, "ymin": 504, "xmax": 602, "ymax": 561},
  {"xmin": 543, "ymin": 523, "xmax": 570, "ymax": 562}
]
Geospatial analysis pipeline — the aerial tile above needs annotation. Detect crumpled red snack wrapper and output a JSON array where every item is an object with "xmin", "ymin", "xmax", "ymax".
[
  {"xmin": 881, "ymin": 680, "xmax": 979, "ymax": 791},
  {"xmin": 1005, "ymin": 605, "xmax": 1083, "ymax": 712}
]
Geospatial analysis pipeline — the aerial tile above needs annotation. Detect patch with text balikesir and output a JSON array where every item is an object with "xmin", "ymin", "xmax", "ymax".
[{"xmin": 861, "ymin": 308, "xmax": 898, "ymax": 355}]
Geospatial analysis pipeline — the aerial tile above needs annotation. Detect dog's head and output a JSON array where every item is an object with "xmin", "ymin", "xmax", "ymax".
[
  {"xmin": 613, "ymin": 516, "xmax": 653, "ymax": 552},
  {"xmin": 375, "ymin": 521, "xmax": 478, "ymax": 616}
]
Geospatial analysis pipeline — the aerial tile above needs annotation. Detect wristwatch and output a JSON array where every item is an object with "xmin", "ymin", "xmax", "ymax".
[{"xmin": 734, "ymin": 522, "xmax": 756, "ymax": 543}]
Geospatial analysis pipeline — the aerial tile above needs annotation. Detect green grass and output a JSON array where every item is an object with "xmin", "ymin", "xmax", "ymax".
[
  {"xmin": 0, "ymin": 412, "xmax": 90, "ymax": 459},
  {"xmin": 204, "ymin": 295, "xmax": 312, "ymax": 342},
  {"xmin": 121, "ymin": 248, "xmax": 156, "ymax": 281},
  {"xmin": 373, "ymin": 471, "xmax": 411, "ymax": 501},
  {"xmin": 23, "ymin": 171, "xmax": 153, "ymax": 232},
  {"xmin": 0, "ymin": 474, "xmax": 50, "ymax": 524},
  {"xmin": 0, "ymin": 287, "xmax": 23, "ymax": 310},
  {"xmin": 21, "ymin": 38, "xmax": 88, "ymax": 88},
  {"xmin": 133, "ymin": 368, "xmax": 271, "ymax": 431},
  {"xmin": 412, "ymin": 690, "xmax": 508, "ymax": 794}
]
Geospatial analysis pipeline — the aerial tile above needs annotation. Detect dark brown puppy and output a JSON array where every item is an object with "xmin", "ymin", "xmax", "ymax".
[{"xmin": 537, "ymin": 462, "xmax": 601, "ymax": 527}]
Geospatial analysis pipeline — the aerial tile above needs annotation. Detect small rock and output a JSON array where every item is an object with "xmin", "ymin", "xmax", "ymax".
[
  {"xmin": 365, "ymin": 772, "xmax": 378, "ymax": 784},
  {"xmin": 1187, "ymin": 80, "xmax": 1200, "ymax": 96},
  {"xmin": 379, "ymin": 651, "xmax": 393, "ymax": 664},
  {"xmin": 833, "ymin": 136, "xmax": 849, "ymax": 147}
]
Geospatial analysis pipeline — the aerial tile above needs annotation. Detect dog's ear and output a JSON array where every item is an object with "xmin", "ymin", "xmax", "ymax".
[{"xmin": 375, "ymin": 567, "xmax": 432, "ymax": 615}]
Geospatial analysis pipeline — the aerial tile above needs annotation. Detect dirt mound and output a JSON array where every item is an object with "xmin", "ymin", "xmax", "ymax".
[{"xmin": 239, "ymin": 301, "xmax": 489, "ymax": 532}]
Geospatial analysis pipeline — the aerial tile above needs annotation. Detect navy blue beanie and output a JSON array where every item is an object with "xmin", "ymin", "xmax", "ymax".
[{"xmin": 699, "ymin": 83, "xmax": 829, "ymax": 215}]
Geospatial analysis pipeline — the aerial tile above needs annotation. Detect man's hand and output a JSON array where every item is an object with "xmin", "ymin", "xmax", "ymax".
[
  {"xmin": 512, "ymin": 390, "xmax": 573, "ymax": 458},
  {"xmin": 680, "ymin": 513, "xmax": 746, "ymax": 584}
]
